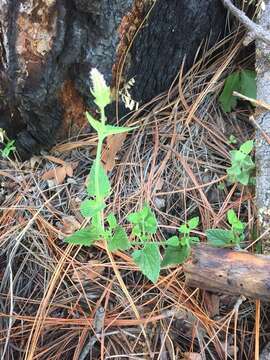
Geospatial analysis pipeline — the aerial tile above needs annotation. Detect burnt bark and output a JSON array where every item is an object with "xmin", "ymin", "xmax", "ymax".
[
  {"xmin": 184, "ymin": 244, "xmax": 270, "ymax": 301},
  {"xmin": 0, "ymin": 0, "xmax": 226, "ymax": 160}
]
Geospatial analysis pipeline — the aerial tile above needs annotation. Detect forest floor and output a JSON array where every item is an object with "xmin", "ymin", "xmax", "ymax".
[{"xmin": 1, "ymin": 28, "xmax": 270, "ymax": 360}]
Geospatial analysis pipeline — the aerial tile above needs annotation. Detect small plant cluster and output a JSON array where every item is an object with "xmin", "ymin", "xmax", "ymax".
[
  {"xmin": 0, "ymin": 128, "xmax": 16, "ymax": 158},
  {"xmin": 65, "ymin": 69, "xmax": 201, "ymax": 283},
  {"xmin": 206, "ymin": 209, "xmax": 245, "ymax": 248},
  {"xmin": 66, "ymin": 69, "xmax": 248, "ymax": 284},
  {"xmin": 227, "ymin": 140, "xmax": 255, "ymax": 185}
]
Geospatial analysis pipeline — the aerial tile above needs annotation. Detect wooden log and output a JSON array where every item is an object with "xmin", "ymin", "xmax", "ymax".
[{"xmin": 184, "ymin": 244, "xmax": 270, "ymax": 301}]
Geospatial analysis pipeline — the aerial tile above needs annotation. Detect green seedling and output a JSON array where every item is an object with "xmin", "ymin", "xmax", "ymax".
[
  {"xmin": 66, "ymin": 69, "xmax": 135, "ymax": 251},
  {"xmin": 206, "ymin": 209, "xmax": 245, "ymax": 248},
  {"xmin": 228, "ymin": 134, "xmax": 237, "ymax": 145},
  {"xmin": 227, "ymin": 140, "xmax": 255, "ymax": 185},
  {"xmin": 161, "ymin": 217, "xmax": 200, "ymax": 267},
  {"xmin": 0, "ymin": 129, "xmax": 16, "ymax": 158}
]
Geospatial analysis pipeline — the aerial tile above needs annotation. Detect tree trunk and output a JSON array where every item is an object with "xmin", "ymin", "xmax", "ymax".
[
  {"xmin": 255, "ymin": 1, "xmax": 270, "ymax": 254},
  {"xmin": 0, "ymin": 0, "xmax": 226, "ymax": 160},
  {"xmin": 184, "ymin": 244, "xmax": 270, "ymax": 301}
]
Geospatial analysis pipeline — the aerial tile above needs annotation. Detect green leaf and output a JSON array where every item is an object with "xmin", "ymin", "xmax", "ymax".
[
  {"xmin": 108, "ymin": 226, "xmax": 130, "ymax": 252},
  {"xmin": 188, "ymin": 217, "xmax": 199, "ymax": 230},
  {"xmin": 90, "ymin": 68, "xmax": 111, "ymax": 109},
  {"xmin": 231, "ymin": 149, "xmax": 246, "ymax": 162},
  {"xmin": 127, "ymin": 204, "xmax": 158, "ymax": 235},
  {"xmin": 217, "ymin": 183, "xmax": 225, "ymax": 190},
  {"xmin": 86, "ymin": 112, "xmax": 103, "ymax": 134},
  {"xmin": 237, "ymin": 171, "xmax": 250, "ymax": 185},
  {"xmin": 107, "ymin": 213, "xmax": 117, "ymax": 229},
  {"xmin": 166, "ymin": 236, "xmax": 179, "ymax": 247},
  {"xmin": 65, "ymin": 225, "xmax": 102, "ymax": 246},
  {"xmin": 240, "ymin": 140, "xmax": 254, "ymax": 155},
  {"xmin": 240, "ymin": 70, "xmax": 256, "ymax": 99},
  {"xmin": 103, "ymin": 124, "xmax": 137, "ymax": 137},
  {"xmin": 132, "ymin": 243, "xmax": 161, "ymax": 283},
  {"xmin": 179, "ymin": 224, "xmax": 189, "ymax": 234},
  {"xmin": 80, "ymin": 199, "xmax": 105, "ymax": 218},
  {"xmin": 161, "ymin": 245, "xmax": 190, "ymax": 267},
  {"xmin": 206, "ymin": 229, "xmax": 235, "ymax": 247},
  {"xmin": 180, "ymin": 236, "xmax": 190, "ymax": 246},
  {"xmin": 87, "ymin": 160, "xmax": 111, "ymax": 198},
  {"xmin": 227, "ymin": 209, "xmax": 238, "ymax": 225},
  {"xmin": 219, "ymin": 71, "xmax": 241, "ymax": 112},
  {"xmin": 189, "ymin": 236, "xmax": 200, "ymax": 244},
  {"xmin": 1, "ymin": 140, "xmax": 16, "ymax": 158},
  {"xmin": 228, "ymin": 134, "xmax": 237, "ymax": 144}
]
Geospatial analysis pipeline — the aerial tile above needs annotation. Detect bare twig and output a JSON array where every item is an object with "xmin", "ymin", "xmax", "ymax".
[
  {"xmin": 233, "ymin": 91, "xmax": 270, "ymax": 111},
  {"xmin": 221, "ymin": 0, "xmax": 270, "ymax": 45}
]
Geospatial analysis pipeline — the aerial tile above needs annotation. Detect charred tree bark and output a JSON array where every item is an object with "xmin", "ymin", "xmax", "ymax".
[
  {"xmin": 184, "ymin": 244, "xmax": 270, "ymax": 301},
  {"xmin": 0, "ymin": 0, "xmax": 226, "ymax": 160}
]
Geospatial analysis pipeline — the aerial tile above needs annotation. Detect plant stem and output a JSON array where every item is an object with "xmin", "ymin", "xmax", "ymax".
[{"xmin": 95, "ymin": 135, "xmax": 105, "ymax": 230}]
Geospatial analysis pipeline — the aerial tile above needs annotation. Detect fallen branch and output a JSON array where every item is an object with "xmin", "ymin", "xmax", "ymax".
[
  {"xmin": 184, "ymin": 244, "xmax": 270, "ymax": 301},
  {"xmin": 221, "ymin": 0, "xmax": 270, "ymax": 45}
]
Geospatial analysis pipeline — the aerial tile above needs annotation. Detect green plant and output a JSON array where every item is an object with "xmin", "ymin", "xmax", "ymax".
[
  {"xmin": 219, "ymin": 69, "xmax": 256, "ymax": 113},
  {"xmin": 228, "ymin": 134, "xmax": 237, "ymax": 145},
  {"xmin": 65, "ymin": 69, "xmax": 201, "ymax": 283},
  {"xmin": 206, "ymin": 209, "xmax": 245, "ymax": 248},
  {"xmin": 0, "ymin": 129, "xmax": 16, "ymax": 158},
  {"xmin": 161, "ymin": 217, "xmax": 200, "ymax": 267},
  {"xmin": 227, "ymin": 140, "xmax": 255, "ymax": 185},
  {"xmin": 66, "ymin": 69, "xmax": 135, "ymax": 247}
]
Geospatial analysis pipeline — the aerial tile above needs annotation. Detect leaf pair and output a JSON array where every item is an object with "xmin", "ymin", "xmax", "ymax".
[{"xmin": 86, "ymin": 112, "xmax": 136, "ymax": 139}]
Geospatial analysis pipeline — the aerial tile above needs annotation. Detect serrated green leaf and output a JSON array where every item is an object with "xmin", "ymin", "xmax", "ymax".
[
  {"xmin": 188, "ymin": 217, "xmax": 199, "ymax": 230},
  {"xmin": 103, "ymin": 124, "xmax": 137, "ymax": 137},
  {"xmin": 65, "ymin": 225, "xmax": 102, "ymax": 246},
  {"xmin": 219, "ymin": 71, "xmax": 241, "ymax": 112},
  {"xmin": 86, "ymin": 112, "xmax": 103, "ymax": 133},
  {"xmin": 206, "ymin": 229, "xmax": 235, "ymax": 247},
  {"xmin": 240, "ymin": 140, "xmax": 254, "ymax": 155},
  {"xmin": 108, "ymin": 226, "xmax": 130, "ymax": 252},
  {"xmin": 240, "ymin": 70, "xmax": 256, "ymax": 99},
  {"xmin": 80, "ymin": 199, "xmax": 105, "ymax": 218},
  {"xmin": 166, "ymin": 236, "xmax": 179, "ymax": 247},
  {"xmin": 132, "ymin": 243, "xmax": 160, "ymax": 283},
  {"xmin": 87, "ymin": 160, "xmax": 111, "ymax": 198},
  {"xmin": 90, "ymin": 68, "xmax": 111, "ymax": 109},
  {"xmin": 161, "ymin": 245, "xmax": 190, "ymax": 267},
  {"xmin": 227, "ymin": 209, "xmax": 238, "ymax": 225},
  {"xmin": 107, "ymin": 213, "xmax": 117, "ymax": 229}
]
